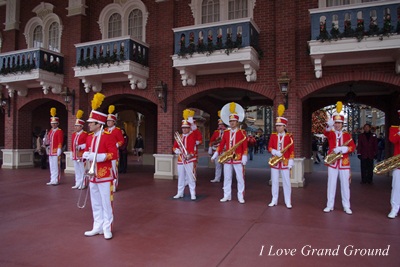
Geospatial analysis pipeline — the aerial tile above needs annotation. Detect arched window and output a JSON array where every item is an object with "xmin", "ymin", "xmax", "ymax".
[
  {"xmin": 48, "ymin": 22, "xmax": 59, "ymax": 52},
  {"xmin": 202, "ymin": 0, "xmax": 220, "ymax": 24},
  {"xmin": 128, "ymin": 9, "xmax": 143, "ymax": 40},
  {"xmin": 33, "ymin": 25, "xmax": 43, "ymax": 48},
  {"xmin": 228, "ymin": 0, "xmax": 248, "ymax": 20},
  {"xmin": 108, "ymin": 13, "xmax": 122, "ymax": 38}
]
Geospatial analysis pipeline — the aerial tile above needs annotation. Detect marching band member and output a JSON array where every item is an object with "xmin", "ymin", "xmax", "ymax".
[
  {"xmin": 71, "ymin": 110, "xmax": 88, "ymax": 189},
  {"xmin": 105, "ymin": 105, "xmax": 124, "ymax": 192},
  {"xmin": 82, "ymin": 93, "xmax": 118, "ymax": 240},
  {"xmin": 45, "ymin": 108, "xmax": 64, "ymax": 186},
  {"xmin": 323, "ymin": 101, "xmax": 356, "ymax": 215},
  {"xmin": 388, "ymin": 111, "xmax": 400, "ymax": 219},
  {"xmin": 187, "ymin": 109, "xmax": 202, "ymax": 180},
  {"xmin": 209, "ymin": 111, "xmax": 226, "ymax": 183},
  {"xmin": 267, "ymin": 104, "xmax": 294, "ymax": 209},
  {"xmin": 211, "ymin": 102, "xmax": 248, "ymax": 204},
  {"xmin": 172, "ymin": 110, "xmax": 197, "ymax": 200}
]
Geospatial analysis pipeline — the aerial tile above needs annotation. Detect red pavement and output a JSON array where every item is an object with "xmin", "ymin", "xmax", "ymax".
[{"xmin": 0, "ymin": 158, "xmax": 399, "ymax": 267}]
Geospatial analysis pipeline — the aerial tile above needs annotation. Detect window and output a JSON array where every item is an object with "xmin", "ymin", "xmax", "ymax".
[
  {"xmin": 48, "ymin": 22, "xmax": 59, "ymax": 52},
  {"xmin": 323, "ymin": 0, "xmax": 379, "ymax": 7},
  {"xmin": 228, "ymin": 0, "xmax": 248, "ymax": 20},
  {"xmin": 33, "ymin": 26, "xmax": 43, "ymax": 48},
  {"xmin": 108, "ymin": 13, "xmax": 122, "ymax": 38},
  {"xmin": 202, "ymin": 0, "xmax": 220, "ymax": 23},
  {"xmin": 128, "ymin": 9, "xmax": 143, "ymax": 39}
]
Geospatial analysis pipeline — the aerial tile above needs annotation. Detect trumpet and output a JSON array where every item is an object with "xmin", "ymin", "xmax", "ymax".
[
  {"xmin": 174, "ymin": 132, "xmax": 196, "ymax": 181},
  {"xmin": 324, "ymin": 138, "xmax": 352, "ymax": 165},
  {"xmin": 268, "ymin": 137, "xmax": 293, "ymax": 167},
  {"xmin": 77, "ymin": 125, "xmax": 103, "ymax": 209}
]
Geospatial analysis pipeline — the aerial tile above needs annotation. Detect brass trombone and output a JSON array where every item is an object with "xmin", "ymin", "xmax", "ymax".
[{"xmin": 77, "ymin": 125, "xmax": 103, "ymax": 208}]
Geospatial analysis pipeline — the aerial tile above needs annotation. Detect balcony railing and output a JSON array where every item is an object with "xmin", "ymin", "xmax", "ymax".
[
  {"xmin": 0, "ymin": 48, "xmax": 64, "ymax": 75},
  {"xmin": 75, "ymin": 36, "xmax": 149, "ymax": 68},
  {"xmin": 173, "ymin": 18, "xmax": 260, "ymax": 57},
  {"xmin": 310, "ymin": 1, "xmax": 400, "ymax": 41}
]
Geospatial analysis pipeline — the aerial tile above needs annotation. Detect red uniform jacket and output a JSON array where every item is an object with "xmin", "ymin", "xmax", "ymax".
[
  {"xmin": 85, "ymin": 131, "xmax": 118, "ymax": 183},
  {"xmin": 47, "ymin": 128, "xmax": 64, "ymax": 156},
  {"xmin": 210, "ymin": 129, "xmax": 224, "ymax": 151},
  {"xmin": 71, "ymin": 130, "xmax": 88, "ymax": 160},
  {"xmin": 216, "ymin": 129, "xmax": 248, "ymax": 164},
  {"xmin": 268, "ymin": 132, "xmax": 294, "ymax": 169},
  {"xmin": 324, "ymin": 129, "xmax": 356, "ymax": 169},
  {"xmin": 389, "ymin": 126, "xmax": 400, "ymax": 157},
  {"xmin": 357, "ymin": 132, "xmax": 378, "ymax": 159},
  {"xmin": 173, "ymin": 132, "xmax": 197, "ymax": 164},
  {"xmin": 105, "ymin": 126, "xmax": 124, "ymax": 148}
]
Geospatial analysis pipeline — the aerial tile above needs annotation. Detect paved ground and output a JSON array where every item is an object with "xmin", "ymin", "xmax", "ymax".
[{"xmin": 0, "ymin": 153, "xmax": 398, "ymax": 267}]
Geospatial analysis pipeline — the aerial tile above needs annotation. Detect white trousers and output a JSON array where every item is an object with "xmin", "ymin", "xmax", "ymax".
[
  {"xmin": 73, "ymin": 160, "xmax": 85, "ymax": 187},
  {"xmin": 214, "ymin": 156, "xmax": 223, "ymax": 181},
  {"xmin": 90, "ymin": 181, "xmax": 113, "ymax": 233},
  {"xmin": 177, "ymin": 162, "xmax": 196, "ymax": 197},
  {"xmin": 326, "ymin": 167, "xmax": 351, "ymax": 209},
  {"xmin": 391, "ymin": 169, "xmax": 400, "ymax": 212},
  {"xmin": 270, "ymin": 168, "xmax": 291, "ymax": 206},
  {"xmin": 223, "ymin": 164, "xmax": 245, "ymax": 200},
  {"xmin": 48, "ymin": 155, "xmax": 59, "ymax": 184}
]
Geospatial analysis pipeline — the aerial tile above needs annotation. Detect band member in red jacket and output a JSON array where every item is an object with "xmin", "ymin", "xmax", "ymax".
[
  {"xmin": 209, "ymin": 115, "xmax": 226, "ymax": 183},
  {"xmin": 388, "ymin": 114, "xmax": 400, "ymax": 219},
  {"xmin": 173, "ymin": 116, "xmax": 197, "ymax": 200},
  {"xmin": 45, "ymin": 108, "xmax": 64, "ymax": 186},
  {"xmin": 71, "ymin": 110, "xmax": 88, "ymax": 189},
  {"xmin": 105, "ymin": 105, "xmax": 124, "ymax": 192},
  {"xmin": 212, "ymin": 102, "xmax": 248, "ymax": 204},
  {"xmin": 83, "ymin": 93, "xmax": 118, "ymax": 240},
  {"xmin": 267, "ymin": 104, "xmax": 294, "ymax": 209},
  {"xmin": 323, "ymin": 101, "xmax": 356, "ymax": 215}
]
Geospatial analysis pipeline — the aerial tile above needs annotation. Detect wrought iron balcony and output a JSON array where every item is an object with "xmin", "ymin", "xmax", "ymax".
[
  {"xmin": 0, "ymin": 48, "xmax": 64, "ymax": 97},
  {"xmin": 172, "ymin": 18, "xmax": 261, "ymax": 86},
  {"xmin": 308, "ymin": 1, "xmax": 400, "ymax": 78},
  {"xmin": 74, "ymin": 36, "xmax": 149, "ymax": 92}
]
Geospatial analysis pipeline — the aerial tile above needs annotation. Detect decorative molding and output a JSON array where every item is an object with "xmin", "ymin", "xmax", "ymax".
[
  {"xmin": 81, "ymin": 77, "xmax": 102, "ymax": 93},
  {"xmin": 4, "ymin": 0, "xmax": 20, "ymax": 31},
  {"xmin": 127, "ymin": 73, "xmax": 147, "ymax": 89},
  {"xmin": 178, "ymin": 68, "xmax": 196, "ymax": 86},
  {"xmin": 66, "ymin": 0, "xmax": 88, "ymax": 16},
  {"xmin": 243, "ymin": 63, "xmax": 257, "ymax": 82}
]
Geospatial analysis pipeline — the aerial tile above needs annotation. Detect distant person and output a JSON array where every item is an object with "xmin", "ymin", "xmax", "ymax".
[
  {"xmin": 312, "ymin": 136, "xmax": 321, "ymax": 164},
  {"xmin": 118, "ymin": 129, "xmax": 129, "ymax": 173},
  {"xmin": 247, "ymin": 134, "xmax": 257, "ymax": 161},
  {"xmin": 377, "ymin": 133, "xmax": 385, "ymax": 162},
  {"xmin": 357, "ymin": 123, "xmax": 378, "ymax": 184},
  {"xmin": 134, "ymin": 133, "xmax": 144, "ymax": 162}
]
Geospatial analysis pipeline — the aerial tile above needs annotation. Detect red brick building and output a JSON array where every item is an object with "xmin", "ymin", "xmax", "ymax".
[{"xmin": 0, "ymin": 0, "xmax": 399, "ymax": 182}]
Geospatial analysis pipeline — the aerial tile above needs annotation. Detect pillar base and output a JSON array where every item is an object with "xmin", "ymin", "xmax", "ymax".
[
  {"xmin": 1, "ymin": 149, "xmax": 35, "ymax": 169},
  {"xmin": 268, "ymin": 157, "xmax": 305, "ymax": 188},
  {"xmin": 63, "ymin": 151, "xmax": 75, "ymax": 174},
  {"xmin": 153, "ymin": 154, "xmax": 177, "ymax": 180}
]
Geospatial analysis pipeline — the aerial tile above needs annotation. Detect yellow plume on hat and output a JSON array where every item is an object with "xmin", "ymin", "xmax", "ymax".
[
  {"xmin": 76, "ymin": 109, "xmax": 84, "ymax": 119},
  {"xmin": 91, "ymin": 93, "xmax": 105, "ymax": 110},
  {"xmin": 50, "ymin": 107, "xmax": 56, "ymax": 117},
  {"xmin": 218, "ymin": 110, "xmax": 221, "ymax": 118},
  {"xmin": 108, "ymin": 105, "xmax": 115, "ymax": 114},
  {"xmin": 183, "ymin": 109, "xmax": 191, "ymax": 120},
  {"xmin": 229, "ymin": 102, "xmax": 236, "ymax": 113},
  {"xmin": 336, "ymin": 101, "xmax": 343, "ymax": 113},
  {"xmin": 277, "ymin": 104, "xmax": 285, "ymax": 117}
]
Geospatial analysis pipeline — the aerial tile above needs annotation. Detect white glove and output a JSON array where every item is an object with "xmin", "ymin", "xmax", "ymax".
[
  {"xmin": 96, "ymin": 153, "xmax": 107, "ymax": 162},
  {"xmin": 208, "ymin": 147, "xmax": 213, "ymax": 155},
  {"xmin": 272, "ymin": 149, "xmax": 282, "ymax": 157},
  {"xmin": 82, "ymin": 151, "xmax": 90, "ymax": 159},
  {"xmin": 333, "ymin": 147, "xmax": 341, "ymax": 154},
  {"xmin": 188, "ymin": 117, "xmax": 194, "ymax": 124},
  {"xmin": 195, "ymin": 140, "xmax": 200, "ymax": 145},
  {"xmin": 57, "ymin": 148, "xmax": 62, "ymax": 156},
  {"xmin": 78, "ymin": 144, "xmax": 86, "ymax": 150},
  {"xmin": 174, "ymin": 148, "xmax": 181, "ymax": 154},
  {"xmin": 288, "ymin": 159, "xmax": 294, "ymax": 169},
  {"xmin": 242, "ymin": 155, "xmax": 248, "ymax": 166},
  {"xmin": 211, "ymin": 152, "xmax": 219, "ymax": 161},
  {"xmin": 340, "ymin": 146, "xmax": 349, "ymax": 154},
  {"xmin": 327, "ymin": 118, "xmax": 334, "ymax": 127},
  {"xmin": 191, "ymin": 124, "xmax": 197, "ymax": 131},
  {"xmin": 116, "ymin": 143, "xmax": 119, "ymax": 148}
]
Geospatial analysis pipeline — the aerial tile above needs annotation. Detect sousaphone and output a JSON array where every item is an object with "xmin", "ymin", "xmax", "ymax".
[{"xmin": 220, "ymin": 102, "xmax": 245, "ymax": 125}]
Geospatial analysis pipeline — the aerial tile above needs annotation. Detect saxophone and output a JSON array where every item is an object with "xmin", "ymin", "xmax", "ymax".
[
  {"xmin": 324, "ymin": 138, "xmax": 353, "ymax": 165},
  {"xmin": 218, "ymin": 136, "xmax": 247, "ymax": 164},
  {"xmin": 373, "ymin": 154, "xmax": 400, "ymax": 175},
  {"xmin": 268, "ymin": 137, "xmax": 294, "ymax": 167}
]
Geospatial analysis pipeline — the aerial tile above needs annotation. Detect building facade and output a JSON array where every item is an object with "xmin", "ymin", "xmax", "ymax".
[{"xmin": 0, "ymin": 0, "xmax": 399, "ymax": 181}]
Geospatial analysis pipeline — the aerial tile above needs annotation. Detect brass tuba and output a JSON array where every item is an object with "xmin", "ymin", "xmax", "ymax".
[
  {"xmin": 268, "ymin": 137, "xmax": 294, "ymax": 167},
  {"xmin": 218, "ymin": 136, "xmax": 247, "ymax": 164},
  {"xmin": 373, "ymin": 154, "xmax": 400, "ymax": 175},
  {"xmin": 324, "ymin": 138, "xmax": 352, "ymax": 165}
]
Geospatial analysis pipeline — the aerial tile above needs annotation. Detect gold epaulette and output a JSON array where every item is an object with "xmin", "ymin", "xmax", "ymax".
[
  {"xmin": 88, "ymin": 132, "xmax": 94, "ymax": 136},
  {"xmin": 390, "ymin": 125, "xmax": 399, "ymax": 128}
]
